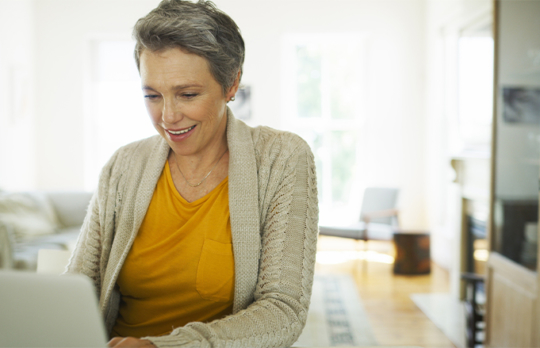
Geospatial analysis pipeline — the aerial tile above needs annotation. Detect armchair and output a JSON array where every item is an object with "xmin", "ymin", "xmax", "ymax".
[{"xmin": 319, "ymin": 187, "xmax": 400, "ymax": 246}]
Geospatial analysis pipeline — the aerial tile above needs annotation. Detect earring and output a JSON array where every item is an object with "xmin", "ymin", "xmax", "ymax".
[{"xmin": 230, "ymin": 96, "xmax": 235, "ymax": 102}]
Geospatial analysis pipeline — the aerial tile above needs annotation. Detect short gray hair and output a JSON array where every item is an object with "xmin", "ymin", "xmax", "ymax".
[{"xmin": 133, "ymin": 0, "xmax": 245, "ymax": 94}]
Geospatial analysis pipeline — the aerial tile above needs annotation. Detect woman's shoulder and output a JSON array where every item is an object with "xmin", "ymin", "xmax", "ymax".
[
  {"xmin": 112, "ymin": 134, "xmax": 163, "ymax": 160},
  {"xmin": 249, "ymin": 125, "xmax": 312, "ymax": 160},
  {"xmin": 100, "ymin": 134, "xmax": 165, "ymax": 178},
  {"xmin": 118, "ymin": 134, "xmax": 163, "ymax": 155}
]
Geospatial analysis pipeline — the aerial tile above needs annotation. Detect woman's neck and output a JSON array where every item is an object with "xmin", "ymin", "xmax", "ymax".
[{"xmin": 172, "ymin": 124, "xmax": 228, "ymax": 178}]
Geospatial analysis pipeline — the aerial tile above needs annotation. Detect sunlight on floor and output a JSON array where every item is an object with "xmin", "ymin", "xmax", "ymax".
[
  {"xmin": 315, "ymin": 236, "xmax": 455, "ymax": 347},
  {"xmin": 316, "ymin": 250, "xmax": 395, "ymax": 265}
]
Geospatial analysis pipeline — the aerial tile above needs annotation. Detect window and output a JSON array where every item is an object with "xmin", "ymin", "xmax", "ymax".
[
  {"xmin": 282, "ymin": 34, "xmax": 367, "ymax": 226},
  {"xmin": 85, "ymin": 40, "xmax": 156, "ymax": 190}
]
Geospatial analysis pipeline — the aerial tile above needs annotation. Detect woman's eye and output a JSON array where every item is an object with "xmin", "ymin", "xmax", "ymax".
[
  {"xmin": 182, "ymin": 93, "xmax": 198, "ymax": 99},
  {"xmin": 144, "ymin": 94, "xmax": 160, "ymax": 101}
]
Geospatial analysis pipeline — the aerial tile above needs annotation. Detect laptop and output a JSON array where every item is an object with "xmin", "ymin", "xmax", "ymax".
[{"xmin": 0, "ymin": 271, "xmax": 108, "ymax": 348}]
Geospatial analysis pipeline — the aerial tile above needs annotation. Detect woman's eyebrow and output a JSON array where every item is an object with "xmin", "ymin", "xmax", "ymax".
[
  {"xmin": 141, "ymin": 84, "xmax": 203, "ymax": 91},
  {"xmin": 173, "ymin": 84, "xmax": 203, "ymax": 90}
]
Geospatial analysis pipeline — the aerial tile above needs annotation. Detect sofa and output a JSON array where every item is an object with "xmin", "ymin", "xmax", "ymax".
[{"xmin": 0, "ymin": 191, "xmax": 93, "ymax": 271}]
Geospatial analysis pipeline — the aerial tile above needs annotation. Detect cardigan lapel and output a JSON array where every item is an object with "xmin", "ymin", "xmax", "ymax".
[{"xmin": 226, "ymin": 110, "xmax": 261, "ymax": 313}]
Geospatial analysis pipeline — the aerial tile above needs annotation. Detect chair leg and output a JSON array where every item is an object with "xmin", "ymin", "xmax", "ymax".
[
  {"xmin": 353, "ymin": 239, "xmax": 361, "ymax": 275},
  {"xmin": 363, "ymin": 238, "xmax": 368, "ymax": 274},
  {"xmin": 353, "ymin": 239, "xmax": 369, "ymax": 276}
]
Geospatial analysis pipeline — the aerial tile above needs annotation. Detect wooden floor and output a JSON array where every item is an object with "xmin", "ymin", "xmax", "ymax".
[{"xmin": 315, "ymin": 236, "xmax": 456, "ymax": 348}]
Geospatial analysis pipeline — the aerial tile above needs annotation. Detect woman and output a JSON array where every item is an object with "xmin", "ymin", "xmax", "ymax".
[{"xmin": 67, "ymin": 1, "xmax": 319, "ymax": 347}]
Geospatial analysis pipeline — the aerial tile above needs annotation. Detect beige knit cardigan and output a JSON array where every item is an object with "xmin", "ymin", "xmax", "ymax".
[{"xmin": 66, "ymin": 111, "xmax": 319, "ymax": 348}]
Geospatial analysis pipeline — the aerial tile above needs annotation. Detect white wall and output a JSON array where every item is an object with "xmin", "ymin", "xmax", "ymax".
[
  {"xmin": 33, "ymin": 0, "xmax": 161, "ymax": 190},
  {"xmin": 4, "ymin": 0, "xmax": 428, "ymax": 229},
  {"xmin": 0, "ymin": 0, "xmax": 36, "ymax": 191}
]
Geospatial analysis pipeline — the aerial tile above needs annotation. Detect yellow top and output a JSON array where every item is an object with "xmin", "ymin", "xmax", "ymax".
[{"xmin": 111, "ymin": 160, "xmax": 234, "ymax": 338}]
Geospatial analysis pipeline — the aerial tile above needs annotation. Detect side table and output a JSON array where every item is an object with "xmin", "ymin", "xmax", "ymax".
[{"xmin": 393, "ymin": 230, "xmax": 430, "ymax": 274}]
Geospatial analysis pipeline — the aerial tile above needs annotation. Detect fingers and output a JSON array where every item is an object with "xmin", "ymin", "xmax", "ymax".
[
  {"xmin": 107, "ymin": 337, "xmax": 123, "ymax": 347},
  {"xmin": 107, "ymin": 337, "xmax": 156, "ymax": 347}
]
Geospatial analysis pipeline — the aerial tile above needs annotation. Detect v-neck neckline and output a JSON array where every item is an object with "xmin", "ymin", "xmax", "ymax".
[{"xmin": 165, "ymin": 160, "xmax": 228, "ymax": 206}]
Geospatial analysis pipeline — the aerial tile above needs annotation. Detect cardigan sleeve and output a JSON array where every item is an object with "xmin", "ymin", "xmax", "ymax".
[
  {"xmin": 144, "ymin": 142, "xmax": 319, "ymax": 348},
  {"xmin": 65, "ymin": 149, "xmax": 122, "ymax": 298}
]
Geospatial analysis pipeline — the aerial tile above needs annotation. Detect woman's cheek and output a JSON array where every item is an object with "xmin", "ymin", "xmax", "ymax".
[{"xmin": 145, "ymin": 104, "xmax": 161, "ymax": 125}]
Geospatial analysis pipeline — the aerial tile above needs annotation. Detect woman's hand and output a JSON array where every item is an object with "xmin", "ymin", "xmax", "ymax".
[{"xmin": 107, "ymin": 337, "xmax": 156, "ymax": 348}]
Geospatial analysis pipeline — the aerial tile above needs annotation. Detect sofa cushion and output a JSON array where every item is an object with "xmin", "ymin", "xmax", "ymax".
[
  {"xmin": 46, "ymin": 192, "xmax": 93, "ymax": 228},
  {"xmin": 0, "ymin": 192, "xmax": 59, "ymax": 243},
  {"xmin": 37, "ymin": 228, "xmax": 81, "ymax": 252},
  {"xmin": 11, "ymin": 228, "xmax": 80, "ymax": 270}
]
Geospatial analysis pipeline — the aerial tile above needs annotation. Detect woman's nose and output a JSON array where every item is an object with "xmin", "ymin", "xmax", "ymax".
[{"xmin": 162, "ymin": 97, "xmax": 182, "ymax": 124}]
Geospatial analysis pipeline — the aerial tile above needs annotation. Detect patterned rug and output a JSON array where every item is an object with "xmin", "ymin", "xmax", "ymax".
[{"xmin": 293, "ymin": 274, "xmax": 378, "ymax": 347}]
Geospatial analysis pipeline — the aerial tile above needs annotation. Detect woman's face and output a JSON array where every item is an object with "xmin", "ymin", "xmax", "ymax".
[{"xmin": 140, "ymin": 48, "xmax": 236, "ymax": 157}]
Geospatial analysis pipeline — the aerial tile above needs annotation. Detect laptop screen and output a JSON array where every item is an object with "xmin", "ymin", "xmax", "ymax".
[{"xmin": 0, "ymin": 271, "xmax": 108, "ymax": 348}]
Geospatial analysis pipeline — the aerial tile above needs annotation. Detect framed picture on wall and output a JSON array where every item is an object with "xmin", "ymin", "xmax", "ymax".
[
  {"xmin": 229, "ymin": 86, "xmax": 251, "ymax": 121},
  {"xmin": 502, "ymin": 86, "xmax": 540, "ymax": 124}
]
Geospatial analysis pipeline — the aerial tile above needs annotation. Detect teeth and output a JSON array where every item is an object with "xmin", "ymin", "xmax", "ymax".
[{"xmin": 168, "ymin": 126, "xmax": 195, "ymax": 135}]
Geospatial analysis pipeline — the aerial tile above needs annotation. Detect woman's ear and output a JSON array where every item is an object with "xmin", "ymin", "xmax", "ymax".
[{"xmin": 227, "ymin": 70, "xmax": 241, "ymax": 101}]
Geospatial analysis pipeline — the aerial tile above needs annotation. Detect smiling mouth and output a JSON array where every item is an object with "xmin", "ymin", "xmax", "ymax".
[{"xmin": 166, "ymin": 125, "xmax": 196, "ymax": 135}]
